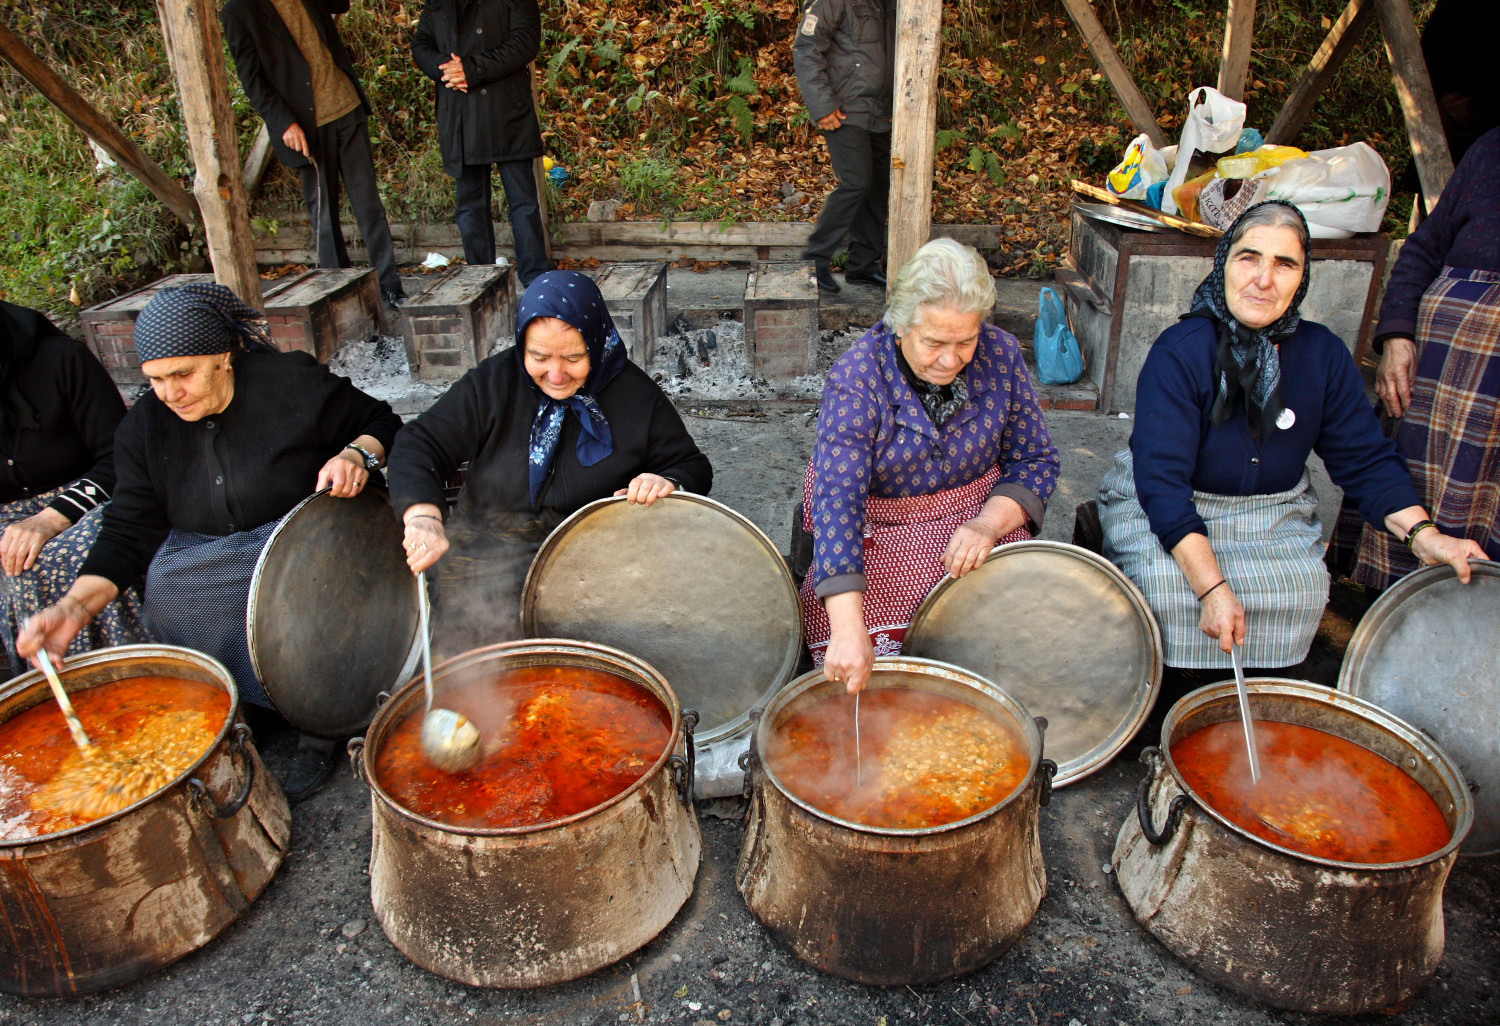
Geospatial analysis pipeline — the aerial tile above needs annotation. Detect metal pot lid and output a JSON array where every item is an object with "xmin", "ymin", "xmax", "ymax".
[
  {"xmin": 904, "ymin": 540, "xmax": 1162, "ymax": 788},
  {"xmin": 249, "ymin": 488, "xmax": 421, "ymax": 739},
  {"xmin": 521, "ymin": 493, "xmax": 803, "ymax": 746},
  {"xmin": 1338, "ymin": 559, "xmax": 1500, "ymax": 855}
]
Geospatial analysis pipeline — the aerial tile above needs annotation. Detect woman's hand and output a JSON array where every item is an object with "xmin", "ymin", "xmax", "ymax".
[
  {"xmin": 0, "ymin": 508, "xmax": 71, "ymax": 576},
  {"xmin": 1198, "ymin": 583, "xmax": 1246, "ymax": 655},
  {"xmin": 402, "ymin": 505, "xmax": 449, "ymax": 574},
  {"xmin": 1376, "ymin": 337, "xmax": 1417, "ymax": 418},
  {"xmin": 822, "ymin": 591, "xmax": 874, "ymax": 694},
  {"xmin": 15, "ymin": 577, "xmax": 117, "ymax": 667},
  {"xmin": 615, "ymin": 473, "xmax": 676, "ymax": 506},
  {"xmin": 317, "ymin": 449, "xmax": 370, "ymax": 498},
  {"xmin": 942, "ymin": 495, "xmax": 1025, "ymax": 578},
  {"xmin": 1410, "ymin": 527, "xmax": 1486, "ymax": 583}
]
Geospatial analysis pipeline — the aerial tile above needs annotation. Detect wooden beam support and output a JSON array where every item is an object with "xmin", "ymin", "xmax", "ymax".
[
  {"xmin": 0, "ymin": 19, "xmax": 199, "ymax": 225},
  {"xmin": 1265, "ymin": 0, "xmax": 1375, "ymax": 145},
  {"xmin": 1216, "ymin": 0, "xmax": 1257, "ymax": 101},
  {"xmin": 160, "ymin": 0, "xmax": 263, "ymax": 307},
  {"xmin": 241, "ymin": 123, "xmax": 274, "ymax": 196},
  {"xmin": 1059, "ymin": 0, "xmax": 1167, "ymax": 148},
  {"xmin": 531, "ymin": 65, "xmax": 553, "ymax": 262},
  {"xmin": 885, "ymin": 0, "xmax": 942, "ymax": 291},
  {"xmin": 1374, "ymin": 0, "xmax": 1453, "ymax": 211}
]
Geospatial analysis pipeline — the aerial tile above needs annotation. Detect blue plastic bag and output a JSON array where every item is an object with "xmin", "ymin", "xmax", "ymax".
[{"xmin": 1034, "ymin": 287, "xmax": 1085, "ymax": 385}]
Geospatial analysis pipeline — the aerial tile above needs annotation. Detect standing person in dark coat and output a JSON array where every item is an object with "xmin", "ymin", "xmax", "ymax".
[
  {"xmin": 412, "ymin": 0, "xmax": 551, "ymax": 286},
  {"xmin": 792, "ymin": 0, "xmax": 896, "ymax": 294},
  {"xmin": 221, "ymin": 0, "xmax": 407, "ymax": 307}
]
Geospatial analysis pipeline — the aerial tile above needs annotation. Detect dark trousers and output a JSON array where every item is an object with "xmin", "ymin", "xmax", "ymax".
[
  {"xmin": 803, "ymin": 125, "xmax": 891, "ymax": 277},
  {"xmin": 454, "ymin": 160, "xmax": 552, "ymax": 287},
  {"xmin": 295, "ymin": 109, "xmax": 401, "ymax": 296}
]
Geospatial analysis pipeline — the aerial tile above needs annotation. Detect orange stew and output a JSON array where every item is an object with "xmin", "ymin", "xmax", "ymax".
[
  {"xmin": 0, "ymin": 675, "xmax": 229, "ymax": 839},
  {"xmin": 373, "ymin": 665, "xmax": 671, "ymax": 829},
  {"xmin": 1172, "ymin": 719, "xmax": 1451, "ymax": 863},
  {"xmin": 765, "ymin": 688, "xmax": 1030, "ymax": 830}
]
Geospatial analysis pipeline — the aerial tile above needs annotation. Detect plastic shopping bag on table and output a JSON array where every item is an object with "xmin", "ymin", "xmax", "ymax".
[
  {"xmin": 1198, "ymin": 176, "xmax": 1270, "ymax": 231},
  {"xmin": 1215, "ymin": 144, "xmax": 1308, "ymax": 180},
  {"xmin": 1035, "ymin": 287, "xmax": 1085, "ymax": 385},
  {"xmin": 1260, "ymin": 142, "xmax": 1391, "ymax": 237},
  {"xmin": 1170, "ymin": 169, "xmax": 1218, "ymax": 224},
  {"xmin": 1107, "ymin": 134, "xmax": 1169, "ymax": 201},
  {"xmin": 1162, "ymin": 87, "xmax": 1246, "ymax": 215}
]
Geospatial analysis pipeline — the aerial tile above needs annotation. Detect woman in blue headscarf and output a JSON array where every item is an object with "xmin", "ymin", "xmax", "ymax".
[{"xmin": 386, "ymin": 270, "xmax": 713, "ymax": 657}]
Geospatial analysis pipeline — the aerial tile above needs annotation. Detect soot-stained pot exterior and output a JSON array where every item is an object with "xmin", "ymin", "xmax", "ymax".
[
  {"xmin": 737, "ymin": 658, "xmax": 1055, "ymax": 986},
  {"xmin": 1113, "ymin": 679, "xmax": 1471, "ymax": 1015},
  {"xmin": 352, "ymin": 639, "xmax": 700, "ymax": 988},
  {"xmin": 0, "ymin": 645, "xmax": 290, "ymax": 998}
]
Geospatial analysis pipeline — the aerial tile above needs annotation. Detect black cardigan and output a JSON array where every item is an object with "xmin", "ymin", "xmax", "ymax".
[
  {"xmin": 0, "ymin": 302, "xmax": 125, "ymax": 521},
  {"xmin": 80, "ymin": 350, "xmax": 402, "ymax": 591},
  {"xmin": 387, "ymin": 350, "xmax": 712, "ymax": 517}
]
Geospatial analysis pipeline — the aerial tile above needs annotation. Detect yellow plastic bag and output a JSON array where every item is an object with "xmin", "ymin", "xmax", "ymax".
[
  {"xmin": 1171, "ymin": 169, "xmax": 1218, "ymax": 224},
  {"xmin": 1215, "ymin": 145, "xmax": 1308, "ymax": 181}
]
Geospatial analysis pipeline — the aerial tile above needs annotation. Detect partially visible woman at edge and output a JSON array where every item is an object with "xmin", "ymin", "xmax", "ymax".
[{"xmin": 17, "ymin": 284, "xmax": 402, "ymax": 800}]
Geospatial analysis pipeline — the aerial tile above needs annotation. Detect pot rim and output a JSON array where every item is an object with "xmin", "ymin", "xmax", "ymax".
[
  {"xmin": 361, "ymin": 638, "xmax": 682, "ymax": 837},
  {"xmin": 1159, "ymin": 677, "xmax": 1474, "ymax": 870},
  {"xmin": 0, "ymin": 644, "xmax": 240, "ymax": 847},
  {"xmin": 754, "ymin": 656, "xmax": 1045, "ymax": 837}
]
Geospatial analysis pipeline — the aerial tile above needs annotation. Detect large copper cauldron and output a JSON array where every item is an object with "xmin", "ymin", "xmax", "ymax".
[
  {"xmin": 0, "ymin": 645, "xmax": 290, "ymax": 997},
  {"xmin": 737, "ymin": 657, "xmax": 1055, "ymax": 985},
  {"xmin": 1114, "ymin": 679, "xmax": 1472, "ymax": 1014},
  {"xmin": 351, "ymin": 639, "xmax": 699, "ymax": 988}
]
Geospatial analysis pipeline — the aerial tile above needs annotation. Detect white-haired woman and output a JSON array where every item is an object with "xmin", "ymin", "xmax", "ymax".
[{"xmin": 804, "ymin": 238, "xmax": 1060, "ymax": 692}]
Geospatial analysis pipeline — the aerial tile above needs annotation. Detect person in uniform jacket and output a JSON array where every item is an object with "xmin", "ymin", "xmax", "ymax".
[
  {"xmin": 412, "ymin": 0, "xmax": 552, "ymax": 286},
  {"xmin": 220, "ymin": 0, "xmax": 406, "ymax": 307},
  {"xmin": 792, "ymin": 0, "xmax": 896, "ymax": 294}
]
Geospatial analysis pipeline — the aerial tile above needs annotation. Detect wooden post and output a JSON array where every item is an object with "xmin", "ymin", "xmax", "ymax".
[
  {"xmin": 885, "ymin": 0, "xmax": 942, "ymax": 289},
  {"xmin": 241, "ymin": 124, "xmax": 275, "ymax": 196},
  {"xmin": 0, "ymin": 20, "xmax": 199, "ymax": 225},
  {"xmin": 1059, "ymin": 0, "xmax": 1167, "ymax": 148},
  {"xmin": 531, "ymin": 65, "xmax": 552, "ymax": 262},
  {"xmin": 1374, "ymin": 0, "xmax": 1453, "ymax": 211},
  {"xmin": 160, "ymin": 0, "xmax": 263, "ymax": 307},
  {"xmin": 1216, "ymin": 0, "xmax": 1256, "ymax": 101},
  {"xmin": 1265, "ymin": 0, "xmax": 1375, "ymax": 145}
]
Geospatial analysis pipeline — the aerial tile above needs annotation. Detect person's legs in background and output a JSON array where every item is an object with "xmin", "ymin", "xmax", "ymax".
[
  {"xmin": 802, "ymin": 124, "xmax": 877, "ymax": 293},
  {"xmin": 843, "ymin": 129, "xmax": 890, "ymax": 284},
  {"xmin": 296, "ymin": 135, "xmax": 346, "ymax": 272},
  {"xmin": 330, "ymin": 110, "xmax": 404, "ymax": 304},
  {"xmin": 497, "ymin": 159, "xmax": 553, "ymax": 288},
  {"xmin": 454, "ymin": 163, "xmax": 498, "ymax": 268}
]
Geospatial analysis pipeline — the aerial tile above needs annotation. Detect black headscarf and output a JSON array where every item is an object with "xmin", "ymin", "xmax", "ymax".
[
  {"xmin": 1183, "ymin": 200, "xmax": 1311, "ymax": 448},
  {"xmin": 132, "ymin": 283, "xmax": 278, "ymax": 364}
]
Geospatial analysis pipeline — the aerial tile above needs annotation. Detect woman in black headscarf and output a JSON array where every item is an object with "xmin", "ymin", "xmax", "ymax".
[
  {"xmin": 387, "ymin": 270, "xmax": 712, "ymax": 657},
  {"xmin": 1096, "ymin": 201, "xmax": 1481, "ymax": 674},
  {"xmin": 0, "ymin": 301, "xmax": 147, "ymax": 674},
  {"xmin": 17, "ymin": 283, "xmax": 402, "ymax": 798}
]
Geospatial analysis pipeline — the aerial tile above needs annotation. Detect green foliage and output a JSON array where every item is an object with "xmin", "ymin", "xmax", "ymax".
[
  {"xmin": 619, "ymin": 157, "xmax": 680, "ymax": 213},
  {"xmin": 726, "ymin": 95, "xmax": 755, "ymax": 145},
  {"xmin": 966, "ymin": 147, "xmax": 1006, "ymax": 189},
  {"xmin": 546, "ymin": 36, "xmax": 584, "ymax": 88},
  {"xmin": 725, "ymin": 57, "xmax": 757, "ymax": 96},
  {"xmin": 935, "ymin": 129, "xmax": 961, "ymax": 152}
]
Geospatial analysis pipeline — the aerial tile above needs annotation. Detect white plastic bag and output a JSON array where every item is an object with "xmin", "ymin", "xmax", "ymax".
[
  {"xmin": 1107, "ymin": 134, "xmax": 1169, "ymax": 201},
  {"xmin": 1260, "ymin": 142, "xmax": 1391, "ymax": 237},
  {"xmin": 1162, "ymin": 87, "xmax": 1246, "ymax": 215}
]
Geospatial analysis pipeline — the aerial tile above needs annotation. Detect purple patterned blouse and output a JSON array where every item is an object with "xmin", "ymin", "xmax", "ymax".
[{"xmin": 809, "ymin": 320, "xmax": 1060, "ymax": 597}]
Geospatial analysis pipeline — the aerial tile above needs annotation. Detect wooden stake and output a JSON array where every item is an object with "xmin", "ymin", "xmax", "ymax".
[
  {"xmin": 1059, "ymin": 0, "xmax": 1167, "ymax": 149},
  {"xmin": 1374, "ymin": 0, "xmax": 1452, "ymax": 211},
  {"xmin": 1265, "ymin": 0, "xmax": 1375, "ymax": 145},
  {"xmin": 0, "ymin": 20, "xmax": 199, "ymax": 225},
  {"xmin": 885, "ymin": 0, "xmax": 942, "ymax": 291},
  {"xmin": 160, "ymin": 0, "xmax": 263, "ymax": 307},
  {"xmin": 1216, "ymin": 0, "xmax": 1257, "ymax": 101},
  {"xmin": 242, "ymin": 124, "xmax": 274, "ymax": 196},
  {"xmin": 531, "ymin": 65, "xmax": 553, "ymax": 262}
]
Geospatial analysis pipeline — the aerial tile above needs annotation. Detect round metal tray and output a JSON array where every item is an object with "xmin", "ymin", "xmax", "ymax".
[
  {"xmin": 1338, "ymin": 559, "xmax": 1500, "ymax": 855},
  {"xmin": 904, "ymin": 540, "xmax": 1162, "ymax": 787},
  {"xmin": 521, "ymin": 493, "xmax": 803, "ymax": 746},
  {"xmin": 248, "ymin": 488, "xmax": 422, "ymax": 739}
]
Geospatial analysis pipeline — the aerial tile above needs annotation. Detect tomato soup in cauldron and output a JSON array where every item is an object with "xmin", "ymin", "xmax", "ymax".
[
  {"xmin": 764, "ymin": 688, "xmax": 1029, "ymax": 830},
  {"xmin": 374, "ymin": 664, "xmax": 672, "ymax": 829},
  {"xmin": 1172, "ymin": 719, "xmax": 1451, "ymax": 864}
]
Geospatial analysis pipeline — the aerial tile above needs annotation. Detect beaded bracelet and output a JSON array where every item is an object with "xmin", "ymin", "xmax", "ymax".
[{"xmin": 1403, "ymin": 519, "xmax": 1436, "ymax": 551}]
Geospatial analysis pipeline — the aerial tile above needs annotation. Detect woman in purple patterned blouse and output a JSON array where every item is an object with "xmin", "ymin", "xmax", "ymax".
[{"xmin": 802, "ymin": 238, "xmax": 1060, "ymax": 692}]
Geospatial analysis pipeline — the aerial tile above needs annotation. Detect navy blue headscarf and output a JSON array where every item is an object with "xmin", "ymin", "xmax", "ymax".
[
  {"xmin": 133, "ymin": 283, "xmax": 278, "ymax": 364},
  {"xmin": 515, "ymin": 271, "xmax": 629, "ymax": 508}
]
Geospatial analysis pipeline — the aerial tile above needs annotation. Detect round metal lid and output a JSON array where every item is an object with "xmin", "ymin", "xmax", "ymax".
[
  {"xmin": 249, "ymin": 488, "xmax": 422, "ymax": 739},
  {"xmin": 521, "ymin": 493, "xmax": 803, "ymax": 745},
  {"xmin": 903, "ymin": 540, "xmax": 1162, "ymax": 788},
  {"xmin": 1338, "ymin": 559, "xmax": 1500, "ymax": 855}
]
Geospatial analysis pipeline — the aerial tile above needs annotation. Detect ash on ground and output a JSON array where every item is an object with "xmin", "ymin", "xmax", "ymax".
[
  {"xmin": 329, "ymin": 336, "xmax": 450, "ymax": 410},
  {"xmin": 648, "ymin": 322, "xmax": 864, "ymax": 400}
]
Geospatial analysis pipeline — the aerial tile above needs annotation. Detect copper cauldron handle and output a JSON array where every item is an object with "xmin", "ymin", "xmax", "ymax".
[
  {"xmin": 667, "ymin": 710, "xmax": 699, "ymax": 808},
  {"xmin": 187, "ymin": 723, "xmax": 257, "ymax": 820},
  {"xmin": 1033, "ymin": 716, "xmax": 1058, "ymax": 807},
  {"xmin": 738, "ymin": 707, "xmax": 764, "ymax": 799},
  {"xmin": 1136, "ymin": 746, "xmax": 1190, "ymax": 846},
  {"xmin": 347, "ymin": 736, "xmax": 367, "ymax": 788}
]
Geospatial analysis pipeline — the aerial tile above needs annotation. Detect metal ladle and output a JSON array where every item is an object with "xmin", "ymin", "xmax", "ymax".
[
  {"xmin": 415, "ymin": 571, "xmax": 480, "ymax": 772},
  {"xmin": 36, "ymin": 647, "xmax": 91, "ymax": 752},
  {"xmin": 1230, "ymin": 643, "xmax": 1261, "ymax": 786}
]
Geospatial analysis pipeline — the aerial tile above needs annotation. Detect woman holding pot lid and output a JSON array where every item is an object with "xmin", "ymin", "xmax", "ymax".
[
  {"xmin": 805, "ymin": 238, "xmax": 1060, "ymax": 694},
  {"xmin": 17, "ymin": 284, "xmax": 402, "ymax": 800},
  {"xmin": 1098, "ymin": 201, "xmax": 1483, "ymax": 674},
  {"xmin": 387, "ymin": 270, "xmax": 712, "ymax": 658}
]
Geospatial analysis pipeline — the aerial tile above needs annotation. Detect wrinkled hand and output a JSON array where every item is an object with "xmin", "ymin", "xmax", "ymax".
[
  {"xmin": 1198, "ymin": 583, "xmax": 1245, "ymax": 655},
  {"xmin": 440, "ymin": 53, "xmax": 468, "ymax": 92},
  {"xmin": 1410, "ymin": 527, "xmax": 1486, "ymax": 583},
  {"xmin": 816, "ymin": 109, "xmax": 846, "ymax": 131},
  {"xmin": 823, "ymin": 624, "xmax": 874, "ymax": 695},
  {"xmin": 1376, "ymin": 337, "xmax": 1417, "ymax": 418},
  {"xmin": 942, "ymin": 518, "xmax": 998, "ymax": 579},
  {"xmin": 15, "ymin": 600, "xmax": 88, "ymax": 667},
  {"xmin": 282, "ymin": 122, "xmax": 310, "ymax": 158},
  {"xmin": 403, "ymin": 515, "xmax": 449, "ymax": 574},
  {"xmin": 615, "ymin": 473, "xmax": 675, "ymax": 506},
  {"xmin": 316, "ymin": 450, "xmax": 369, "ymax": 498},
  {"xmin": 0, "ymin": 508, "xmax": 70, "ymax": 577}
]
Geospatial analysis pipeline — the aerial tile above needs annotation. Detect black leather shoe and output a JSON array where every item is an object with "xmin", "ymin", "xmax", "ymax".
[
  {"xmin": 282, "ymin": 737, "xmax": 337, "ymax": 803},
  {"xmin": 844, "ymin": 269, "xmax": 887, "ymax": 289},
  {"xmin": 814, "ymin": 266, "xmax": 841, "ymax": 293},
  {"xmin": 382, "ymin": 289, "xmax": 408, "ymax": 309}
]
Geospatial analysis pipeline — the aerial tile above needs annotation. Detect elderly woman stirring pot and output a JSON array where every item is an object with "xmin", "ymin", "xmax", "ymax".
[
  {"xmin": 1099, "ymin": 201, "xmax": 1483, "ymax": 675},
  {"xmin": 805, "ymin": 238, "xmax": 1060, "ymax": 693}
]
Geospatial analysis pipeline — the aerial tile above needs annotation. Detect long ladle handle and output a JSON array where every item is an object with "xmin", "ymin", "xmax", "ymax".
[
  {"xmin": 1231, "ymin": 644, "xmax": 1260, "ymax": 785},
  {"xmin": 417, "ymin": 571, "xmax": 434, "ymax": 714},
  {"xmin": 36, "ymin": 647, "xmax": 91, "ymax": 751}
]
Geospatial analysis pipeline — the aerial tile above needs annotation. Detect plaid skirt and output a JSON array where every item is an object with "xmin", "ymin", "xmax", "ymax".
[
  {"xmin": 1099, "ymin": 449, "xmax": 1329, "ymax": 669},
  {"xmin": 0, "ymin": 484, "xmax": 148, "ymax": 679},
  {"xmin": 800, "ymin": 462, "xmax": 1031, "ymax": 663},
  {"xmin": 1345, "ymin": 266, "xmax": 1500, "ymax": 590}
]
